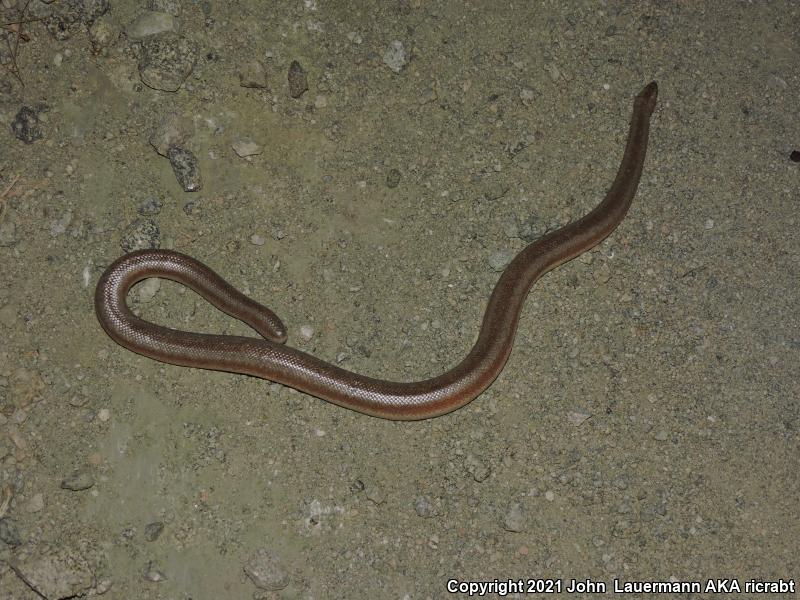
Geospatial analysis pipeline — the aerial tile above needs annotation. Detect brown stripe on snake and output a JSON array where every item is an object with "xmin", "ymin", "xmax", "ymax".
[{"xmin": 95, "ymin": 82, "xmax": 658, "ymax": 420}]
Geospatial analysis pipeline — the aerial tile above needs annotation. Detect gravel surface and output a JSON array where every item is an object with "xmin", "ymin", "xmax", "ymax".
[{"xmin": 0, "ymin": 1, "xmax": 797, "ymax": 598}]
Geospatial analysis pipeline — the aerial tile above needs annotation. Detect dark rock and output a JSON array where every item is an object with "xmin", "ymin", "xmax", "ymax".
[
  {"xmin": 11, "ymin": 106, "xmax": 43, "ymax": 144},
  {"xmin": 120, "ymin": 218, "xmax": 161, "ymax": 252},
  {"xmin": 144, "ymin": 522, "xmax": 164, "ymax": 542},
  {"xmin": 167, "ymin": 146, "xmax": 202, "ymax": 191},
  {"xmin": 287, "ymin": 60, "xmax": 308, "ymax": 98},
  {"xmin": 386, "ymin": 168, "xmax": 402, "ymax": 188},
  {"xmin": 0, "ymin": 518, "xmax": 22, "ymax": 547},
  {"xmin": 45, "ymin": 0, "xmax": 110, "ymax": 40}
]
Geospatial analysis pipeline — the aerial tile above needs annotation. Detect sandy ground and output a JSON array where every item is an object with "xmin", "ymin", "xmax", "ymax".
[{"xmin": 0, "ymin": 1, "xmax": 797, "ymax": 598}]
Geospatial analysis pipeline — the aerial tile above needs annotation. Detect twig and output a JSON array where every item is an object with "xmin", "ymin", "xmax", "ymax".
[
  {"xmin": 0, "ymin": 481, "xmax": 13, "ymax": 519},
  {"xmin": 1, "ymin": 173, "xmax": 20, "ymax": 199},
  {"xmin": 1, "ymin": 0, "xmax": 41, "ymax": 86}
]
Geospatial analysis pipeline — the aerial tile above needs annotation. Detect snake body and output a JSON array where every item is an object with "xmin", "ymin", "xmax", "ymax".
[{"xmin": 95, "ymin": 82, "xmax": 657, "ymax": 420}]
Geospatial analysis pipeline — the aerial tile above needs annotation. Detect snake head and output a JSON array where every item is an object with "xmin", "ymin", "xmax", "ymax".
[{"xmin": 635, "ymin": 81, "xmax": 658, "ymax": 116}]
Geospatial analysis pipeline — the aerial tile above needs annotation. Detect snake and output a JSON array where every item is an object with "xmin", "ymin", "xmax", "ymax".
[{"xmin": 95, "ymin": 82, "xmax": 657, "ymax": 420}]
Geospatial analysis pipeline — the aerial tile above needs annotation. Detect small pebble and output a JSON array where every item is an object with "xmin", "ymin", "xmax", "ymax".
[
  {"xmin": 138, "ymin": 33, "xmax": 196, "ymax": 92},
  {"xmin": 386, "ymin": 168, "xmax": 402, "ymax": 188},
  {"xmin": 464, "ymin": 454, "xmax": 490, "ymax": 482},
  {"xmin": 364, "ymin": 483, "xmax": 386, "ymax": 505},
  {"xmin": 149, "ymin": 112, "xmax": 192, "ymax": 156},
  {"xmin": 243, "ymin": 548, "xmax": 290, "ymax": 591},
  {"xmin": 299, "ymin": 325, "xmax": 314, "ymax": 341},
  {"xmin": 184, "ymin": 198, "xmax": 203, "ymax": 216},
  {"xmin": 144, "ymin": 521, "xmax": 164, "ymax": 541},
  {"xmin": 0, "ymin": 518, "xmax": 22, "ymax": 546},
  {"xmin": 287, "ymin": 60, "xmax": 308, "ymax": 98},
  {"xmin": 520, "ymin": 88, "xmax": 536, "ymax": 106},
  {"xmin": 138, "ymin": 197, "xmax": 164, "ymax": 216},
  {"xmin": 97, "ymin": 408, "xmax": 111, "ymax": 422},
  {"xmin": 239, "ymin": 60, "xmax": 268, "ymax": 88},
  {"xmin": 11, "ymin": 106, "xmax": 43, "ymax": 144},
  {"xmin": 9, "ymin": 544, "xmax": 96, "ymax": 598},
  {"xmin": 68, "ymin": 395, "xmax": 89, "ymax": 407},
  {"xmin": 383, "ymin": 40, "xmax": 408, "ymax": 73},
  {"xmin": 50, "ymin": 210, "xmax": 72, "ymax": 237},
  {"xmin": 143, "ymin": 561, "xmax": 167, "ymax": 582},
  {"xmin": 89, "ymin": 17, "xmax": 117, "ymax": 54},
  {"xmin": 567, "ymin": 410, "xmax": 591, "ymax": 426},
  {"xmin": 167, "ymin": 146, "xmax": 202, "ymax": 191},
  {"xmin": 61, "ymin": 468, "xmax": 95, "ymax": 491},
  {"xmin": 414, "ymin": 496, "xmax": 437, "ymax": 518},
  {"xmin": 232, "ymin": 139, "xmax": 262, "ymax": 157},
  {"xmin": 503, "ymin": 503, "xmax": 526, "ymax": 532},
  {"xmin": 126, "ymin": 11, "xmax": 179, "ymax": 39},
  {"xmin": 488, "ymin": 249, "xmax": 513, "ymax": 272},
  {"xmin": 120, "ymin": 218, "xmax": 160, "ymax": 252}
]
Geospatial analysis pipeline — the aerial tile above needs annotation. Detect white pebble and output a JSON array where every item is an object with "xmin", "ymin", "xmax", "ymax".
[
  {"xmin": 503, "ymin": 503, "xmax": 526, "ymax": 532},
  {"xmin": 299, "ymin": 325, "xmax": 314, "ymax": 340},
  {"xmin": 383, "ymin": 40, "xmax": 408, "ymax": 73},
  {"xmin": 567, "ymin": 410, "xmax": 591, "ymax": 426},
  {"xmin": 232, "ymin": 139, "xmax": 262, "ymax": 157},
  {"xmin": 98, "ymin": 408, "xmax": 111, "ymax": 422},
  {"xmin": 520, "ymin": 88, "xmax": 535, "ymax": 106}
]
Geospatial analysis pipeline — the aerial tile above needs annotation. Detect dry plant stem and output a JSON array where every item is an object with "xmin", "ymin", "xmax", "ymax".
[{"xmin": 1, "ymin": 0, "xmax": 41, "ymax": 86}]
